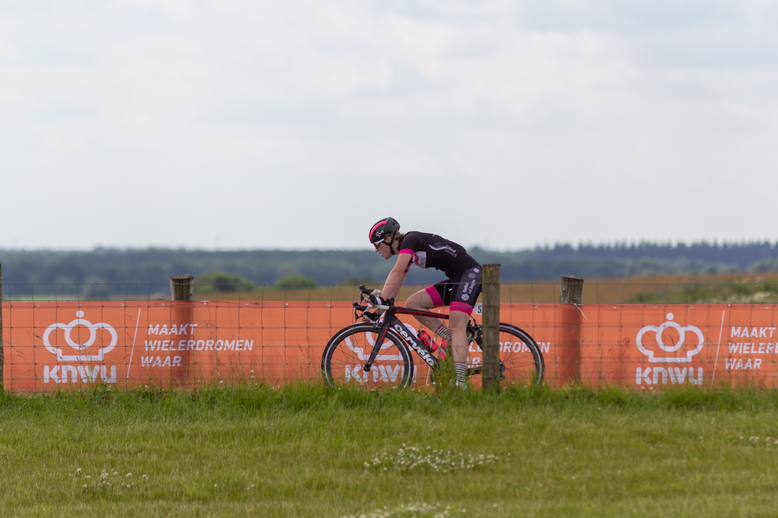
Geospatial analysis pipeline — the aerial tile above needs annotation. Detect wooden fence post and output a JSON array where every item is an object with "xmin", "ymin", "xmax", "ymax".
[
  {"xmin": 169, "ymin": 275, "xmax": 194, "ymax": 387},
  {"xmin": 555, "ymin": 276, "xmax": 583, "ymax": 386},
  {"xmin": 0, "ymin": 264, "xmax": 3, "ymax": 390},
  {"xmin": 170, "ymin": 274, "xmax": 194, "ymax": 301},
  {"xmin": 560, "ymin": 276, "xmax": 584, "ymax": 305},
  {"xmin": 482, "ymin": 264, "xmax": 501, "ymax": 393}
]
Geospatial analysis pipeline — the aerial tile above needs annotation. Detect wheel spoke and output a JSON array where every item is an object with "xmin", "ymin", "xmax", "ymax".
[
  {"xmin": 323, "ymin": 325, "xmax": 413, "ymax": 389},
  {"xmin": 466, "ymin": 324, "xmax": 544, "ymax": 387}
]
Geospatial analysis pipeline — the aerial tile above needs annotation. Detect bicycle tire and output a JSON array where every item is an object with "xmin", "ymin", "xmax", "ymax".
[
  {"xmin": 498, "ymin": 324, "xmax": 544, "ymax": 385},
  {"xmin": 321, "ymin": 323, "xmax": 415, "ymax": 389},
  {"xmin": 468, "ymin": 324, "xmax": 544, "ymax": 386}
]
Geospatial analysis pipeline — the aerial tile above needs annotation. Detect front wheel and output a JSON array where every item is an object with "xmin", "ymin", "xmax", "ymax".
[{"xmin": 321, "ymin": 323, "xmax": 415, "ymax": 389}]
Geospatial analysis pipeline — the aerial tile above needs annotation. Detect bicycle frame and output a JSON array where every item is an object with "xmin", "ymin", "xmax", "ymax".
[
  {"xmin": 320, "ymin": 286, "xmax": 541, "ymax": 389},
  {"xmin": 362, "ymin": 307, "xmax": 444, "ymax": 374},
  {"xmin": 353, "ymin": 285, "xmax": 488, "ymax": 379}
]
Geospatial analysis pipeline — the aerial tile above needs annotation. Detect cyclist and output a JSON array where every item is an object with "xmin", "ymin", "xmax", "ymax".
[{"xmin": 368, "ymin": 217, "xmax": 482, "ymax": 387}]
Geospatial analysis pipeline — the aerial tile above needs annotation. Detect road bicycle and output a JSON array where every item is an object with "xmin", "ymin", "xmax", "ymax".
[{"xmin": 321, "ymin": 286, "xmax": 544, "ymax": 389}]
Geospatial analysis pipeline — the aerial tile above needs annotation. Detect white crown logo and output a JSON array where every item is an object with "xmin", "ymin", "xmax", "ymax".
[
  {"xmin": 345, "ymin": 328, "xmax": 409, "ymax": 362},
  {"xmin": 43, "ymin": 311, "xmax": 118, "ymax": 362},
  {"xmin": 636, "ymin": 313, "xmax": 704, "ymax": 364}
]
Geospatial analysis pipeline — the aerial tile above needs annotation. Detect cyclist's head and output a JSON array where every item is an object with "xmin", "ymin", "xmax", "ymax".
[{"xmin": 369, "ymin": 217, "xmax": 400, "ymax": 246}]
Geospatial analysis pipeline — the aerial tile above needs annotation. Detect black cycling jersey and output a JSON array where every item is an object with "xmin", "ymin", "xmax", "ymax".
[{"xmin": 398, "ymin": 231, "xmax": 480, "ymax": 278}]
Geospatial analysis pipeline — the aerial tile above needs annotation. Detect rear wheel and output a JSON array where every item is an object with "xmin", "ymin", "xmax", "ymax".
[
  {"xmin": 468, "ymin": 324, "xmax": 544, "ymax": 386},
  {"xmin": 321, "ymin": 323, "xmax": 414, "ymax": 389},
  {"xmin": 497, "ymin": 324, "xmax": 544, "ymax": 385}
]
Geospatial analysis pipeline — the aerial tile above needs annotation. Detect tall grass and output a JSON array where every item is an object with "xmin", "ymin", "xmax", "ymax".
[{"xmin": 4, "ymin": 384, "xmax": 778, "ymax": 517}]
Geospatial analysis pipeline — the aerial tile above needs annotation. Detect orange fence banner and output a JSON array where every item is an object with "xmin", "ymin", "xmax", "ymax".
[{"xmin": 2, "ymin": 301, "xmax": 776, "ymax": 391}]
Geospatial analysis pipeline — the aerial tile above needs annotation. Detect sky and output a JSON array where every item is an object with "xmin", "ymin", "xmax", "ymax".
[{"xmin": 1, "ymin": 0, "xmax": 777, "ymax": 252}]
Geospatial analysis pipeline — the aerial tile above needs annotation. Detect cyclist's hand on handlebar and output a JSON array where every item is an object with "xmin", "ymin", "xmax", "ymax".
[
  {"xmin": 356, "ymin": 288, "xmax": 394, "ymax": 321},
  {"xmin": 368, "ymin": 294, "xmax": 391, "ymax": 318},
  {"xmin": 360, "ymin": 307, "xmax": 382, "ymax": 322}
]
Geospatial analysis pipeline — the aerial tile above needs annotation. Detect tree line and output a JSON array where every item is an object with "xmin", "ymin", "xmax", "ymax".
[{"xmin": 0, "ymin": 241, "xmax": 777, "ymax": 298}]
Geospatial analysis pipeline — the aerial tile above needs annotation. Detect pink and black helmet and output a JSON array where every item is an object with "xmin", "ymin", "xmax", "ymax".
[{"xmin": 368, "ymin": 217, "xmax": 400, "ymax": 244}]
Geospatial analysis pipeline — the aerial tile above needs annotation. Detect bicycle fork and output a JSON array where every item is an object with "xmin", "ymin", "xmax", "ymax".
[{"xmin": 362, "ymin": 321, "xmax": 391, "ymax": 374}]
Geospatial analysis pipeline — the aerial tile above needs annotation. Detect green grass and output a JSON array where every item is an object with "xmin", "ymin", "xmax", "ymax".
[{"xmin": 3, "ymin": 384, "xmax": 778, "ymax": 517}]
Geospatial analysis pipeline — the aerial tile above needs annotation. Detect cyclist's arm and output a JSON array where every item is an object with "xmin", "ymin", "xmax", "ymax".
[{"xmin": 380, "ymin": 253, "xmax": 412, "ymax": 300}]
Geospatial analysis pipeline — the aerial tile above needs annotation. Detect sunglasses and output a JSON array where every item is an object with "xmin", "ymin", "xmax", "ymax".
[{"xmin": 373, "ymin": 240, "xmax": 389, "ymax": 251}]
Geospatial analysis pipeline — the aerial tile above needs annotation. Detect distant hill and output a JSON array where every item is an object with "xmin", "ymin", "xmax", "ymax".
[{"xmin": 1, "ymin": 241, "xmax": 777, "ymax": 298}]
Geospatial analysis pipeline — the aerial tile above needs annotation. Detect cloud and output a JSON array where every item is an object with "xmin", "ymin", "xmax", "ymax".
[{"xmin": 1, "ymin": 1, "xmax": 777, "ymax": 250}]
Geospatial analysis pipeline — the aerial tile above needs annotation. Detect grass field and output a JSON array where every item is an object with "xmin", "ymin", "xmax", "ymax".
[
  {"xmin": 6, "ymin": 271, "xmax": 778, "ymax": 304},
  {"xmin": 3, "ymin": 384, "xmax": 778, "ymax": 517},
  {"xmin": 194, "ymin": 271, "xmax": 778, "ymax": 304}
]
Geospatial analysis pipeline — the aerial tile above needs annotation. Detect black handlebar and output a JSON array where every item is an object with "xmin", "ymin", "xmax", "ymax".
[{"xmin": 353, "ymin": 285, "xmax": 395, "ymax": 322}]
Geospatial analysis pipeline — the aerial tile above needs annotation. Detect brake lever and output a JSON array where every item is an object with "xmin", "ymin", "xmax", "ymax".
[
  {"xmin": 353, "ymin": 302, "xmax": 380, "ymax": 323},
  {"xmin": 354, "ymin": 285, "xmax": 389, "ymax": 323}
]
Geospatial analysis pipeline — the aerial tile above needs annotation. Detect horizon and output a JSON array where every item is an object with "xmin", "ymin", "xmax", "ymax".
[{"xmin": 1, "ymin": 238, "xmax": 777, "ymax": 255}]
